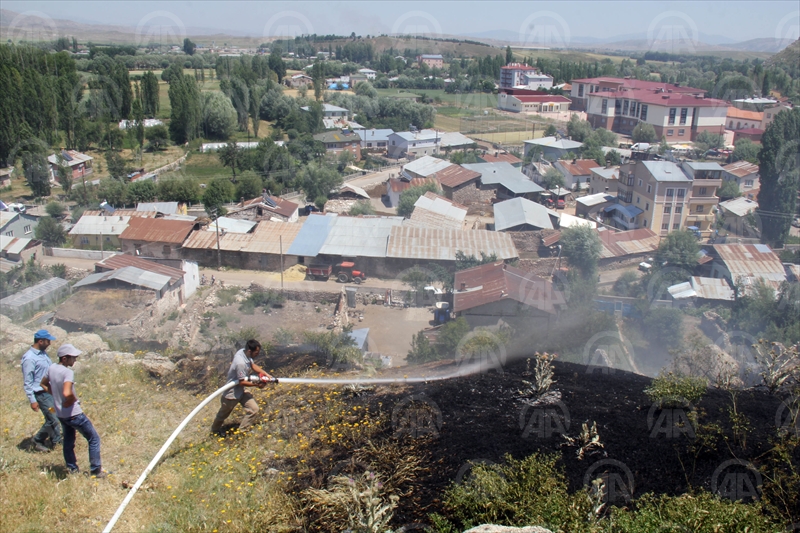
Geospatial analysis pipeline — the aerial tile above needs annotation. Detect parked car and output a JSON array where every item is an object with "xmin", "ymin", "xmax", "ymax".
[
  {"xmin": 556, "ymin": 198, "xmax": 566, "ymax": 209},
  {"xmin": 792, "ymin": 218, "xmax": 800, "ymax": 228},
  {"xmin": 638, "ymin": 262, "xmax": 652, "ymax": 272}
]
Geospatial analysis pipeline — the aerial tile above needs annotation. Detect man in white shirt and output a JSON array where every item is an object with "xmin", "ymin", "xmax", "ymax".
[{"xmin": 211, "ymin": 339, "xmax": 273, "ymax": 434}]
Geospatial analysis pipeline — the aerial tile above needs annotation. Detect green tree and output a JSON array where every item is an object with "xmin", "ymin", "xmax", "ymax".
[
  {"xmin": 203, "ymin": 179, "xmax": 235, "ymax": 216},
  {"xmin": 436, "ymin": 317, "xmax": 469, "ymax": 357},
  {"xmin": 141, "ymin": 70, "xmax": 160, "ymax": 116},
  {"xmin": 654, "ymin": 229, "xmax": 699, "ymax": 272},
  {"xmin": 146, "ymin": 125, "xmax": 169, "ymax": 151},
  {"xmin": 157, "ymin": 178, "xmax": 201, "ymax": 204},
  {"xmin": 612, "ymin": 270, "xmax": 640, "ymax": 297},
  {"xmin": 218, "ymin": 141, "xmax": 241, "ymax": 180},
  {"xmin": 168, "ymin": 71, "xmax": 201, "ymax": 144},
  {"xmin": 348, "ymin": 200, "xmax": 375, "ymax": 216},
  {"xmin": 455, "ymin": 251, "xmax": 498, "ymax": 271},
  {"xmin": 757, "ymin": 108, "xmax": 800, "ymax": 247},
  {"xmin": 505, "ymin": 46, "xmax": 513, "ymax": 64},
  {"xmin": 127, "ymin": 180, "xmax": 158, "ymax": 204},
  {"xmin": 732, "ymin": 138, "xmax": 760, "ymax": 163},
  {"xmin": 249, "ymin": 84, "xmax": 264, "ymax": 138},
  {"xmin": 268, "ymin": 47, "xmax": 286, "ymax": 83},
  {"xmin": 632, "ymin": 122, "xmax": 658, "ymax": 144},
  {"xmin": 718, "ymin": 180, "xmax": 742, "ymax": 199},
  {"xmin": 695, "ymin": 130, "xmax": 724, "ymax": 152},
  {"xmin": 566, "ymin": 115, "xmax": 592, "ymax": 142},
  {"xmin": 540, "ymin": 167, "xmax": 565, "ymax": 190},
  {"xmin": 234, "ymin": 171, "xmax": 263, "ymax": 201},
  {"xmin": 183, "ymin": 38, "xmax": 196, "ymax": 56},
  {"xmin": 643, "ymin": 307, "xmax": 684, "ymax": 346},
  {"xmin": 34, "ymin": 216, "xmax": 67, "ymax": 246},
  {"xmin": 407, "ymin": 330, "xmax": 437, "ymax": 364},
  {"xmin": 45, "ymin": 201, "xmax": 66, "ymax": 218},
  {"xmin": 23, "ymin": 152, "xmax": 51, "ymax": 198},
  {"xmin": 560, "ymin": 225, "xmax": 602, "ymax": 277},
  {"xmin": 97, "ymin": 178, "xmax": 128, "ymax": 206},
  {"xmin": 544, "ymin": 124, "xmax": 557, "ymax": 137},
  {"xmin": 299, "ymin": 162, "xmax": 343, "ymax": 202},
  {"xmin": 201, "ymin": 91, "xmax": 237, "ymax": 140},
  {"xmin": 605, "ymin": 149, "xmax": 622, "ymax": 166},
  {"xmin": 55, "ymin": 155, "xmax": 72, "ymax": 194},
  {"xmin": 397, "ymin": 182, "xmax": 440, "ymax": 218},
  {"xmin": 105, "ymin": 150, "xmax": 127, "ymax": 180}
]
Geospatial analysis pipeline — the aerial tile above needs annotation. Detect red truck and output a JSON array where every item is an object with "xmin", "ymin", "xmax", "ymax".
[{"xmin": 306, "ymin": 262, "xmax": 367, "ymax": 284}]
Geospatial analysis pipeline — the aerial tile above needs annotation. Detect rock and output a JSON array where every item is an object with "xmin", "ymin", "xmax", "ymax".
[
  {"xmin": 62, "ymin": 333, "xmax": 109, "ymax": 355},
  {"xmin": 93, "ymin": 351, "xmax": 136, "ymax": 365},
  {"xmin": 140, "ymin": 352, "xmax": 176, "ymax": 377},
  {"xmin": 0, "ymin": 342, "xmax": 32, "ymax": 361},
  {"xmin": 463, "ymin": 527, "xmax": 554, "ymax": 533}
]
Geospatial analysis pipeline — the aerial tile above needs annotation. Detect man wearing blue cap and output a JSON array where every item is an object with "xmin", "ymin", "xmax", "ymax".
[{"xmin": 21, "ymin": 329, "xmax": 62, "ymax": 452}]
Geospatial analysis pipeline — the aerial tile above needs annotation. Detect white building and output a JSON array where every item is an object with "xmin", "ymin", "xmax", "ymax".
[
  {"xmin": 387, "ymin": 130, "xmax": 441, "ymax": 159},
  {"xmin": 358, "ymin": 68, "xmax": 377, "ymax": 80}
]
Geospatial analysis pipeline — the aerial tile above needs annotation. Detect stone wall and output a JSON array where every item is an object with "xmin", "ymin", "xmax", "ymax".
[
  {"xmin": 447, "ymin": 181, "xmax": 495, "ymax": 206},
  {"xmin": 180, "ymin": 248, "xmax": 298, "ymax": 272}
]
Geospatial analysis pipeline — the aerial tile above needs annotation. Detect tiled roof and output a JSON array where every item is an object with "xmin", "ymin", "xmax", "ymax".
[
  {"xmin": 727, "ymin": 108, "xmax": 764, "ymax": 121},
  {"xmin": 119, "ymin": 217, "xmax": 195, "ymax": 244},
  {"xmin": 453, "ymin": 261, "xmax": 565, "ymax": 314},
  {"xmin": 558, "ymin": 159, "xmax": 601, "ymax": 176}
]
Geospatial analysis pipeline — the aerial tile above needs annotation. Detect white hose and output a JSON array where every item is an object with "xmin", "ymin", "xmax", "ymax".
[{"xmin": 103, "ymin": 372, "xmax": 470, "ymax": 532}]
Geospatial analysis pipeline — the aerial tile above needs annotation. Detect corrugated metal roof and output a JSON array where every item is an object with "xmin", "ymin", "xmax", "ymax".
[
  {"xmin": 74, "ymin": 266, "xmax": 171, "ymax": 291},
  {"xmin": 205, "ymin": 217, "xmax": 257, "ymax": 234},
  {"xmin": 598, "ymin": 228, "xmax": 660, "ymax": 258},
  {"xmin": 493, "ymin": 198, "xmax": 557, "ymax": 231},
  {"xmin": 183, "ymin": 220, "xmax": 301, "ymax": 255},
  {"xmin": 387, "ymin": 226, "xmax": 518, "ymax": 260},
  {"xmin": 69, "ymin": 215, "xmax": 131, "ymax": 236},
  {"xmin": 723, "ymin": 161, "xmax": 759, "ymax": 178},
  {"xmin": 0, "ymin": 277, "xmax": 70, "ymax": 308},
  {"xmin": 464, "ymin": 162, "xmax": 544, "ymax": 194},
  {"xmin": 478, "ymin": 152, "xmax": 523, "ymax": 165},
  {"xmin": 287, "ymin": 214, "xmax": 337, "ymax": 257},
  {"xmin": 439, "ymin": 132, "xmax": 475, "ymax": 148},
  {"xmin": 542, "ymin": 231, "xmax": 561, "ymax": 247},
  {"xmin": 339, "ymin": 184, "xmax": 370, "ymax": 199},
  {"xmin": 453, "ymin": 261, "xmax": 565, "ymax": 313},
  {"xmin": 413, "ymin": 192, "xmax": 467, "ymax": 220},
  {"xmin": 591, "ymin": 167, "xmax": 620, "ymax": 180},
  {"xmin": 683, "ymin": 161, "xmax": 725, "ymax": 171},
  {"xmin": 82, "ymin": 209, "xmax": 156, "ymax": 218},
  {"xmin": 319, "ymin": 216, "xmax": 404, "ymax": 258},
  {"xmin": 97, "ymin": 254, "xmax": 184, "ymax": 284},
  {"xmin": 0, "ymin": 211, "xmax": 19, "ymax": 227},
  {"xmin": 119, "ymin": 217, "xmax": 195, "ymax": 244},
  {"xmin": 669, "ymin": 277, "xmax": 734, "ymax": 301},
  {"xmin": 0, "ymin": 235, "xmax": 32, "ymax": 255},
  {"xmin": 435, "ymin": 165, "xmax": 481, "ymax": 188},
  {"xmin": 713, "ymin": 243, "xmax": 786, "ymax": 290},
  {"xmin": 162, "ymin": 214, "xmax": 198, "ymax": 221},
  {"xmin": 558, "ymin": 159, "xmax": 601, "ymax": 177},
  {"xmin": 524, "ymin": 136, "xmax": 583, "ymax": 150},
  {"xmin": 719, "ymin": 197, "xmax": 758, "ymax": 218},
  {"xmin": 577, "ymin": 193, "xmax": 616, "ymax": 207},
  {"xmin": 559, "ymin": 213, "xmax": 596, "ymax": 229},
  {"xmin": 136, "ymin": 202, "xmax": 179, "ymax": 214},
  {"xmin": 402, "ymin": 156, "xmax": 453, "ymax": 178}
]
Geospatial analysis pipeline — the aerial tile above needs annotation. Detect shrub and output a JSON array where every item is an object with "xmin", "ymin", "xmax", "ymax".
[
  {"xmin": 239, "ymin": 289, "xmax": 285, "ymax": 314},
  {"xmin": 612, "ymin": 271, "xmax": 640, "ymax": 297},
  {"xmin": 215, "ymin": 286, "xmax": 240, "ymax": 306},
  {"xmin": 48, "ymin": 263, "xmax": 67, "ymax": 278},
  {"xmin": 303, "ymin": 471, "xmax": 398, "ymax": 533},
  {"xmin": 644, "ymin": 373, "xmax": 707, "ymax": 408}
]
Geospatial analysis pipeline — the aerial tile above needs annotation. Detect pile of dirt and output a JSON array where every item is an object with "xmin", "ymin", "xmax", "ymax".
[{"xmin": 262, "ymin": 264, "xmax": 308, "ymax": 282}]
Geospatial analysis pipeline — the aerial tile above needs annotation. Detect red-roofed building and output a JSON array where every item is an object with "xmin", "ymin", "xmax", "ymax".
[
  {"xmin": 386, "ymin": 177, "xmax": 436, "ymax": 207},
  {"xmin": 554, "ymin": 158, "xmax": 602, "ymax": 190},
  {"xmin": 119, "ymin": 217, "xmax": 196, "ymax": 258},
  {"xmin": 433, "ymin": 165, "xmax": 492, "ymax": 206},
  {"xmin": 478, "ymin": 151, "xmax": 523, "ymax": 166},
  {"xmin": 726, "ymin": 107, "xmax": 764, "ymax": 130},
  {"xmin": 570, "ymin": 77, "xmax": 704, "ymax": 111},
  {"xmin": 453, "ymin": 261, "xmax": 566, "ymax": 328},
  {"xmin": 227, "ymin": 194, "xmax": 300, "ymax": 223}
]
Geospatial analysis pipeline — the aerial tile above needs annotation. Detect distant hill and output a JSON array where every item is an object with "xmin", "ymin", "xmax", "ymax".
[{"xmin": 766, "ymin": 38, "xmax": 800, "ymax": 69}]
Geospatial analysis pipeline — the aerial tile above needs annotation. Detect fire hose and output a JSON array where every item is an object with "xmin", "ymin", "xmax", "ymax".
[{"xmin": 102, "ymin": 373, "xmax": 452, "ymax": 532}]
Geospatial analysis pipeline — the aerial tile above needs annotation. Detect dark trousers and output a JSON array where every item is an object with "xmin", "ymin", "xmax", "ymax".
[
  {"xmin": 33, "ymin": 390, "xmax": 62, "ymax": 446},
  {"xmin": 59, "ymin": 413, "xmax": 102, "ymax": 474}
]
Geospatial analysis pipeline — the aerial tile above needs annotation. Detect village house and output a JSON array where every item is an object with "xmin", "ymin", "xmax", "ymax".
[
  {"xmin": 553, "ymin": 159, "xmax": 602, "ymax": 191},
  {"xmin": 400, "ymin": 155, "xmax": 453, "ymax": 181},
  {"xmin": 588, "ymin": 166, "xmax": 620, "ymax": 195},
  {"xmin": 69, "ymin": 214, "xmax": 130, "ymax": 249},
  {"xmin": 760, "ymin": 102, "xmax": 793, "ymax": 130},
  {"xmin": 406, "ymin": 192, "xmax": 468, "ymax": 230},
  {"xmin": 313, "ymin": 130, "xmax": 362, "ymax": 161},
  {"xmin": 492, "ymin": 197, "xmax": 560, "ymax": 231},
  {"xmin": 722, "ymin": 161, "xmax": 760, "ymax": 199},
  {"xmin": 118, "ymin": 217, "xmax": 196, "ymax": 259},
  {"xmin": 93, "ymin": 254, "xmax": 198, "ymax": 303},
  {"xmin": 416, "ymin": 54, "xmax": 443, "ymax": 69},
  {"xmin": 0, "ymin": 235, "xmax": 42, "ymax": 273},
  {"xmin": 0, "ymin": 210, "xmax": 39, "ymax": 239},
  {"xmin": 667, "ymin": 276, "xmax": 735, "ymax": 304},
  {"xmin": 523, "ymin": 136, "xmax": 583, "ymax": 161},
  {"xmin": 435, "ymin": 165, "xmax": 487, "ymax": 206},
  {"xmin": 717, "ymin": 197, "xmax": 759, "ymax": 237},
  {"xmin": 47, "ymin": 150, "xmax": 93, "ymax": 181},
  {"xmin": 386, "ymin": 177, "xmax": 435, "ymax": 208},
  {"xmin": 358, "ymin": 68, "xmax": 377, "ymax": 80},
  {"xmin": 477, "ymin": 151, "xmax": 523, "ymax": 166},
  {"xmin": 707, "ymin": 243, "xmax": 786, "ymax": 295},
  {"xmin": 357, "ymin": 128, "xmax": 394, "ymax": 151},
  {"xmin": 285, "ymin": 73, "xmax": 313, "ymax": 88},
  {"xmin": 387, "ymin": 130, "xmax": 441, "ymax": 159},
  {"xmin": 226, "ymin": 194, "xmax": 300, "ymax": 223},
  {"xmin": 462, "ymin": 161, "xmax": 544, "ymax": 201},
  {"xmin": 575, "ymin": 192, "xmax": 616, "ymax": 220},
  {"xmin": 0, "ymin": 167, "xmax": 15, "ymax": 187},
  {"xmin": 453, "ymin": 261, "xmax": 566, "ymax": 329},
  {"xmin": 596, "ymin": 227, "xmax": 660, "ymax": 266}
]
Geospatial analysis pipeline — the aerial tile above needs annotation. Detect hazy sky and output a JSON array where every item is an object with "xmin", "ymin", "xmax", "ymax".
[{"xmin": 3, "ymin": 1, "xmax": 799, "ymax": 42}]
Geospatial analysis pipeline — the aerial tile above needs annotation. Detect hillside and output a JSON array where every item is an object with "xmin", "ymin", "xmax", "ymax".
[{"xmin": 766, "ymin": 38, "xmax": 800, "ymax": 70}]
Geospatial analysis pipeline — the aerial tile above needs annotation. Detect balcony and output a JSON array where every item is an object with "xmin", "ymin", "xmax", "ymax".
[{"xmin": 687, "ymin": 196, "xmax": 719, "ymax": 204}]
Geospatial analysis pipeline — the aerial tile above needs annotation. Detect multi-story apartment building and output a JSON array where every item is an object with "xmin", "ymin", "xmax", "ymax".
[
  {"xmin": 500, "ymin": 63, "xmax": 553, "ymax": 90},
  {"xmin": 611, "ymin": 160, "xmax": 713, "ymax": 236},
  {"xmin": 569, "ymin": 77, "xmax": 728, "ymax": 142},
  {"xmin": 680, "ymin": 162, "xmax": 723, "ymax": 235}
]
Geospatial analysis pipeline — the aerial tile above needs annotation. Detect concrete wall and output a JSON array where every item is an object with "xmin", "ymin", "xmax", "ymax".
[
  {"xmin": 46, "ymin": 248, "xmax": 118, "ymax": 260},
  {"xmin": 180, "ymin": 247, "xmax": 298, "ymax": 272}
]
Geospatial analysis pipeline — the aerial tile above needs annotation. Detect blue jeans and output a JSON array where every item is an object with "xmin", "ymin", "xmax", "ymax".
[
  {"xmin": 33, "ymin": 391, "xmax": 62, "ymax": 445},
  {"xmin": 59, "ymin": 413, "xmax": 102, "ymax": 474}
]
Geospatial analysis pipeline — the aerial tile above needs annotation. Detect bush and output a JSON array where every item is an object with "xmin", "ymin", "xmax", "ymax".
[
  {"xmin": 644, "ymin": 372, "xmax": 707, "ymax": 407},
  {"xmin": 642, "ymin": 307, "xmax": 684, "ymax": 346},
  {"xmin": 612, "ymin": 271, "xmax": 640, "ymax": 297},
  {"xmin": 215, "ymin": 286, "xmax": 240, "ymax": 305},
  {"xmin": 239, "ymin": 290, "xmax": 285, "ymax": 314},
  {"xmin": 48, "ymin": 263, "xmax": 67, "ymax": 278}
]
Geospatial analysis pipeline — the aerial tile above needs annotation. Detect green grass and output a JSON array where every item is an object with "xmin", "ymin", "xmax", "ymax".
[{"xmin": 374, "ymin": 89, "xmax": 422, "ymax": 99}]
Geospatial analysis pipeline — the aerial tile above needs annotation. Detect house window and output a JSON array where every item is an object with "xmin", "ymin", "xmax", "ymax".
[
  {"xmin": 622, "ymin": 100, "xmax": 629, "ymax": 115},
  {"xmin": 647, "ymin": 184, "xmax": 651, "ymax": 193},
  {"xmin": 662, "ymin": 222, "xmax": 669, "ymax": 230},
  {"xmin": 638, "ymin": 179, "xmax": 642, "ymax": 187},
  {"xmin": 729, "ymin": 121, "xmax": 734, "ymax": 128},
  {"xmin": 664, "ymin": 205, "xmax": 671, "ymax": 214},
  {"xmin": 673, "ymin": 223, "xmax": 680, "ymax": 229},
  {"xmin": 696, "ymin": 205, "xmax": 704, "ymax": 213},
  {"xmin": 163, "ymin": 245, "xmax": 171, "ymax": 255},
  {"xmin": 666, "ymin": 188, "xmax": 674, "ymax": 197},
  {"xmin": 23, "ymin": 225, "xmax": 31, "ymax": 234},
  {"xmin": 645, "ymin": 202, "xmax": 649, "ymax": 211},
  {"xmin": 668, "ymin": 108, "xmax": 676, "ymax": 125},
  {"xmin": 678, "ymin": 129, "xmax": 685, "ymax": 136},
  {"xmin": 680, "ymin": 108, "xmax": 688, "ymax": 125},
  {"xmin": 4, "ymin": 231, "xmax": 12, "ymax": 236},
  {"xmin": 391, "ymin": 141, "xmax": 395, "ymax": 145},
  {"xmin": 636, "ymin": 196, "xmax": 640, "ymax": 204},
  {"xmin": 699, "ymin": 187, "xmax": 707, "ymax": 195},
  {"xmin": 745, "ymin": 180, "xmax": 754, "ymax": 187},
  {"xmin": 601, "ymin": 99, "xmax": 608, "ymax": 114},
  {"xmin": 675, "ymin": 205, "xmax": 682, "ymax": 214},
  {"xmin": 677, "ymin": 189, "xmax": 685, "ymax": 198},
  {"xmin": 640, "ymin": 104, "xmax": 648, "ymax": 121},
  {"xmin": 578, "ymin": 84, "xmax": 584, "ymax": 97},
  {"xmin": 643, "ymin": 219, "xmax": 648, "ymax": 227},
  {"xmin": 667, "ymin": 129, "xmax": 674, "ymax": 136},
  {"xmin": 80, "ymin": 236, "xmax": 89, "ymax": 244}
]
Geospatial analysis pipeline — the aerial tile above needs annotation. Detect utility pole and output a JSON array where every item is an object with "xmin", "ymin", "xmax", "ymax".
[
  {"xmin": 214, "ymin": 210, "xmax": 221, "ymax": 270},
  {"xmin": 279, "ymin": 235, "xmax": 284, "ymax": 292}
]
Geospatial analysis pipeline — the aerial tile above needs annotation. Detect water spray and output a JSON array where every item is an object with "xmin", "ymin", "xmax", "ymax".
[{"xmin": 102, "ymin": 370, "xmax": 477, "ymax": 532}]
